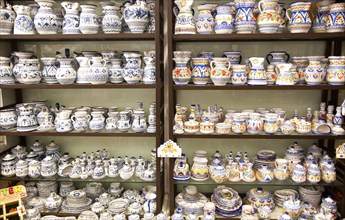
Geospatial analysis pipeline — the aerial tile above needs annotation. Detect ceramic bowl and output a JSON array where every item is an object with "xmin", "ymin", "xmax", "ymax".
[
  {"xmin": 200, "ymin": 121, "xmax": 215, "ymax": 134},
  {"xmin": 216, "ymin": 123, "xmax": 231, "ymax": 134},
  {"xmin": 296, "ymin": 121, "xmax": 312, "ymax": 134},
  {"xmin": 184, "ymin": 121, "xmax": 200, "ymax": 133}
]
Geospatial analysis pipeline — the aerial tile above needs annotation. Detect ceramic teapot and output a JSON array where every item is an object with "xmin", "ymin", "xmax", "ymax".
[{"xmin": 44, "ymin": 192, "xmax": 62, "ymax": 211}]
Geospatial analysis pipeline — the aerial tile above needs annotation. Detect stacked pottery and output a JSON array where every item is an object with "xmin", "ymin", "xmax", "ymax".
[
  {"xmin": 257, "ymin": 0, "xmax": 281, "ymax": 33},
  {"xmin": 61, "ymin": 1, "xmax": 80, "ymax": 34},
  {"xmin": 299, "ymin": 186, "xmax": 322, "ymax": 208},
  {"xmin": 0, "ymin": 3, "xmax": 15, "ymax": 35},
  {"xmin": 0, "ymin": 57, "xmax": 15, "ymax": 84},
  {"xmin": 326, "ymin": 3, "xmax": 345, "ymax": 32},
  {"xmin": 174, "ymin": 0, "xmax": 196, "ymax": 34},
  {"xmin": 13, "ymin": 5, "xmax": 35, "ymax": 34},
  {"xmin": 172, "ymin": 51, "xmax": 192, "ymax": 85},
  {"xmin": 211, "ymin": 186, "xmax": 242, "ymax": 217},
  {"xmin": 214, "ymin": 5, "xmax": 234, "ymax": 34},
  {"xmin": 196, "ymin": 4, "xmax": 215, "ymax": 34},
  {"xmin": 286, "ymin": 2, "xmax": 312, "ymax": 33},
  {"xmin": 175, "ymin": 186, "xmax": 208, "ymax": 215},
  {"xmin": 123, "ymin": 51, "xmax": 144, "ymax": 84},
  {"xmin": 34, "ymin": 0, "xmax": 59, "ymax": 34},
  {"xmin": 326, "ymin": 56, "xmax": 345, "ymax": 85},
  {"xmin": 79, "ymin": 4, "xmax": 99, "ymax": 34},
  {"xmin": 234, "ymin": 0, "xmax": 257, "ymax": 34},
  {"xmin": 61, "ymin": 190, "xmax": 92, "ymax": 214},
  {"xmin": 273, "ymin": 189, "xmax": 299, "ymax": 207},
  {"xmin": 41, "ymin": 57, "xmax": 59, "ymax": 84},
  {"xmin": 123, "ymin": 0, "xmax": 149, "ymax": 33}
]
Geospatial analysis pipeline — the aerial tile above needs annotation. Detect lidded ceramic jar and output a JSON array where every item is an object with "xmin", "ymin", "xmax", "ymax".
[
  {"xmin": 246, "ymin": 187, "xmax": 275, "ymax": 212},
  {"xmin": 1, "ymin": 154, "xmax": 17, "ymax": 177}
]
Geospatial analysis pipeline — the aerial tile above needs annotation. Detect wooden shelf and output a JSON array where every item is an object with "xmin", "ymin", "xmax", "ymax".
[
  {"xmin": 173, "ymin": 84, "xmax": 345, "ymax": 90},
  {"xmin": 173, "ymin": 33, "xmax": 345, "ymax": 42},
  {"xmin": 0, "ymin": 33, "xmax": 155, "ymax": 42},
  {"xmin": 0, "ymin": 83, "xmax": 156, "ymax": 89},
  {"xmin": 0, "ymin": 130, "xmax": 156, "ymax": 137},
  {"xmin": 174, "ymin": 132, "xmax": 345, "ymax": 139}
]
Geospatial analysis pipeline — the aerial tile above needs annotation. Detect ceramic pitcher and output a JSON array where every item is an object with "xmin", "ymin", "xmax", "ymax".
[
  {"xmin": 123, "ymin": 52, "xmax": 144, "ymax": 84},
  {"xmin": 41, "ymin": 57, "xmax": 59, "ymax": 84},
  {"xmin": 286, "ymin": 2, "xmax": 312, "ymax": 33},
  {"xmin": 327, "ymin": 56, "xmax": 345, "ymax": 85},
  {"xmin": 11, "ymin": 51, "xmax": 35, "ymax": 83},
  {"xmin": 13, "ymin": 5, "xmax": 34, "ymax": 34},
  {"xmin": 174, "ymin": 0, "xmax": 196, "ymax": 34},
  {"xmin": 61, "ymin": 1, "xmax": 80, "ymax": 34},
  {"xmin": 108, "ymin": 58, "xmax": 124, "ymax": 84},
  {"xmin": 102, "ymin": 5, "xmax": 122, "ymax": 33},
  {"xmin": 76, "ymin": 57, "xmax": 90, "ymax": 84},
  {"xmin": 34, "ymin": 0, "xmax": 59, "ymax": 34},
  {"xmin": 56, "ymin": 58, "xmax": 77, "ymax": 84},
  {"xmin": 257, "ymin": 0, "xmax": 281, "ymax": 33},
  {"xmin": 210, "ymin": 57, "xmax": 231, "ymax": 86},
  {"xmin": 214, "ymin": 5, "xmax": 234, "ymax": 34},
  {"xmin": 304, "ymin": 56, "xmax": 326, "ymax": 85},
  {"xmin": 326, "ymin": 3, "xmax": 345, "ymax": 33},
  {"xmin": 191, "ymin": 58, "xmax": 210, "ymax": 85},
  {"xmin": 16, "ymin": 59, "xmax": 41, "ymax": 84},
  {"xmin": 79, "ymin": 4, "xmax": 99, "ymax": 34},
  {"xmin": 89, "ymin": 111, "xmax": 105, "ymax": 132},
  {"xmin": 248, "ymin": 57, "xmax": 267, "ymax": 85},
  {"xmin": 172, "ymin": 57, "xmax": 191, "ymax": 85},
  {"xmin": 87, "ymin": 57, "xmax": 108, "ymax": 84},
  {"xmin": 266, "ymin": 51, "xmax": 290, "ymax": 65},
  {"xmin": 0, "ymin": 57, "xmax": 14, "ymax": 84},
  {"xmin": 123, "ymin": 0, "xmax": 149, "ymax": 33},
  {"xmin": 312, "ymin": 5, "xmax": 330, "ymax": 33},
  {"xmin": 196, "ymin": 4, "xmax": 215, "ymax": 34},
  {"xmin": 275, "ymin": 63, "xmax": 294, "ymax": 85},
  {"xmin": 234, "ymin": 0, "xmax": 257, "ymax": 34},
  {"xmin": 0, "ymin": 3, "xmax": 16, "ymax": 35},
  {"xmin": 143, "ymin": 56, "xmax": 156, "ymax": 84},
  {"xmin": 16, "ymin": 103, "xmax": 38, "ymax": 132}
]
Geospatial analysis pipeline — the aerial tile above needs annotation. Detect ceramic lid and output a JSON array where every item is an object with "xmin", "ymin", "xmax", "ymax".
[
  {"xmin": 46, "ymin": 141, "xmax": 60, "ymax": 151},
  {"xmin": 2, "ymin": 154, "xmax": 16, "ymax": 161},
  {"xmin": 11, "ymin": 145, "xmax": 27, "ymax": 154}
]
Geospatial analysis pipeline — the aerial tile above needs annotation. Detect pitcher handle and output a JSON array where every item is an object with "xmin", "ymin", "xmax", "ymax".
[
  {"xmin": 227, "ymin": 61, "xmax": 231, "ymax": 71},
  {"xmin": 239, "ymin": 55, "xmax": 242, "ymax": 64},
  {"xmin": 173, "ymin": 6, "xmax": 179, "ymax": 17},
  {"xmin": 258, "ymin": 0, "xmax": 265, "ymax": 14},
  {"xmin": 210, "ymin": 61, "xmax": 216, "ymax": 70},
  {"xmin": 266, "ymin": 53, "xmax": 273, "ymax": 64},
  {"xmin": 286, "ymin": 8, "xmax": 292, "ymax": 21},
  {"xmin": 88, "ymin": 59, "xmax": 93, "ymax": 67},
  {"xmin": 284, "ymin": 52, "xmax": 290, "ymax": 63},
  {"xmin": 310, "ymin": 3, "xmax": 318, "ymax": 20}
]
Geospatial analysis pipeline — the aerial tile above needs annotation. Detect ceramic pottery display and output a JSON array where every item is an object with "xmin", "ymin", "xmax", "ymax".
[
  {"xmin": 61, "ymin": 1, "xmax": 80, "ymax": 34},
  {"xmin": 196, "ymin": 4, "xmax": 215, "ymax": 34},
  {"xmin": 174, "ymin": 0, "xmax": 196, "ymax": 34},
  {"xmin": 326, "ymin": 3, "xmax": 345, "ymax": 32},
  {"xmin": 79, "ymin": 4, "xmax": 99, "ymax": 34},
  {"xmin": 286, "ymin": 2, "xmax": 312, "ymax": 33},
  {"xmin": 0, "ymin": 3, "xmax": 15, "ymax": 35},
  {"xmin": 102, "ymin": 6, "xmax": 122, "ymax": 34},
  {"xmin": 123, "ymin": 0, "xmax": 149, "ymax": 33},
  {"xmin": 13, "ymin": 5, "xmax": 35, "ymax": 34},
  {"xmin": 34, "ymin": 0, "xmax": 59, "ymax": 34}
]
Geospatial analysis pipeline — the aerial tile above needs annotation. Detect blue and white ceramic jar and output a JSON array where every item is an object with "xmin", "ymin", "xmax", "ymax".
[
  {"xmin": 56, "ymin": 58, "xmax": 77, "ymax": 85},
  {"xmin": 196, "ymin": 4, "xmax": 215, "ymax": 34},
  {"xmin": 123, "ymin": 0, "xmax": 149, "ymax": 33},
  {"xmin": 34, "ymin": 0, "xmax": 58, "ymax": 34},
  {"xmin": 108, "ymin": 58, "xmax": 124, "ymax": 84},
  {"xmin": 143, "ymin": 56, "xmax": 156, "ymax": 84},
  {"xmin": 102, "ymin": 5, "xmax": 122, "ymax": 34},
  {"xmin": 76, "ymin": 56, "xmax": 90, "ymax": 84},
  {"xmin": 0, "ymin": 109, "xmax": 17, "ymax": 130},
  {"xmin": 89, "ymin": 111, "xmax": 105, "ymax": 132},
  {"xmin": 18, "ymin": 59, "xmax": 42, "ymax": 84},
  {"xmin": 0, "ymin": 3, "xmax": 16, "ymax": 35},
  {"xmin": 123, "ymin": 52, "xmax": 144, "ymax": 84},
  {"xmin": 231, "ymin": 64, "xmax": 247, "ymax": 85},
  {"xmin": 13, "ymin": 5, "xmax": 34, "ymax": 34},
  {"xmin": 0, "ymin": 57, "xmax": 15, "ymax": 84},
  {"xmin": 41, "ymin": 57, "xmax": 59, "ymax": 84},
  {"xmin": 214, "ymin": 5, "xmax": 234, "ymax": 34},
  {"xmin": 79, "ymin": 4, "xmax": 99, "ymax": 34},
  {"xmin": 87, "ymin": 57, "xmax": 108, "ymax": 85},
  {"xmin": 61, "ymin": 1, "xmax": 80, "ymax": 34}
]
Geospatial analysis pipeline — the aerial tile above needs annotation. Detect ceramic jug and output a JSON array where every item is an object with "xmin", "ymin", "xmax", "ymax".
[
  {"xmin": 89, "ymin": 111, "xmax": 105, "ymax": 132},
  {"xmin": 0, "ymin": 57, "xmax": 15, "ymax": 84},
  {"xmin": 256, "ymin": 164, "xmax": 274, "ymax": 182},
  {"xmin": 231, "ymin": 64, "xmax": 247, "ymax": 85},
  {"xmin": 266, "ymin": 51, "xmax": 290, "ymax": 65},
  {"xmin": 327, "ymin": 56, "xmax": 345, "ymax": 85},
  {"xmin": 41, "ymin": 57, "xmax": 58, "ymax": 84},
  {"xmin": 143, "ymin": 55, "xmax": 156, "ymax": 84},
  {"xmin": 56, "ymin": 58, "xmax": 77, "ymax": 84},
  {"xmin": 87, "ymin": 57, "xmax": 108, "ymax": 84},
  {"xmin": 61, "ymin": 1, "xmax": 80, "ymax": 34},
  {"xmin": 292, "ymin": 56, "xmax": 308, "ymax": 84},
  {"xmin": 257, "ymin": 0, "xmax": 281, "ymax": 33},
  {"xmin": 101, "ymin": 5, "xmax": 121, "ymax": 33},
  {"xmin": 105, "ymin": 111, "xmax": 118, "ymax": 131},
  {"xmin": 143, "ymin": 193, "xmax": 157, "ymax": 213},
  {"xmin": 273, "ymin": 158, "xmax": 289, "ymax": 180},
  {"xmin": 13, "ymin": 5, "xmax": 34, "ymax": 34},
  {"xmin": 16, "ymin": 103, "xmax": 38, "ymax": 132},
  {"xmin": 172, "ymin": 57, "xmax": 191, "ymax": 85},
  {"xmin": 304, "ymin": 56, "xmax": 326, "ymax": 85},
  {"xmin": 214, "ymin": 5, "xmax": 234, "ymax": 34},
  {"xmin": 79, "ymin": 4, "xmax": 99, "ymax": 34},
  {"xmin": 286, "ymin": 2, "xmax": 312, "ymax": 33},
  {"xmin": 326, "ymin": 3, "xmax": 345, "ymax": 33},
  {"xmin": 37, "ymin": 106, "xmax": 55, "ymax": 131},
  {"xmin": 55, "ymin": 109, "xmax": 72, "ymax": 132},
  {"xmin": 196, "ymin": 4, "xmax": 215, "ymax": 34},
  {"xmin": 210, "ymin": 57, "xmax": 231, "ymax": 86},
  {"xmin": 123, "ymin": 0, "xmax": 149, "ymax": 33},
  {"xmin": 123, "ymin": 52, "xmax": 144, "ymax": 84},
  {"xmin": 0, "ymin": 109, "xmax": 17, "ymax": 129},
  {"xmin": 191, "ymin": 58, "xmax": 210, "ymax": 85},
  {"xmin": 248, "ymin": 57, "xmax": 267, "ymax": 85},
  {"xmin": 234, "ymin": 0, "xmax": 257, "ymax": 34},
  {"xmin": 117, "ymin": 111, "xmax": 131, "ymax": 132},
  {"xmin": 174, "ymin": 0, "xmax": 196, "ymax": 34},
  {"xmin": 312, "ymin": 5, "xmax": 330, "ymax": 33},
  {"xmin": 76, "ymin": 56, "xmax": 89, "ymax": 84},
  {"xmin": 275, "ymin": 63, "xmax": 294, "ymax": 85},
  {"xmin": 34, "ymin": 0, "xmax": 58, "ymax": 34},
  {"xmin": 108, "ymin": 58, "xmax": 124, "ymax": 84},
  {"xmin": 0, "ymin": 3, "xmax": 15, "ymax": 35},
  {"xmin": 15, "ymin": 58, "xmax": 41, "ymax": 84},
  {"xmin": 132, "ymin": 110, "xmax": 147, "ymax": 132},
  {"xmin": 247, "ymin": 113, "xmax": 263, "ymax": 134},
  {"xmin": 10, "ymin": 51, "xmax": 35, "ymax": 83},
  {"xmin": 71, "ymin": 111, "xmax": 91, "ymax": 132}
]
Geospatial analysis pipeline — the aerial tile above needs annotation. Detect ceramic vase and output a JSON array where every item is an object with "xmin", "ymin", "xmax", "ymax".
[
  {"xmin": 210, "ymin": 57, "xmax": 231, "ymax": 86},
  {"xmin": 61, "ymin": 1, "xmax": 80, "ymax": 34},
  {"xmin": 231, "ymin": 64, "xmax": 247, "ymax": 85},
  {"xmin": 191, "ymin": 58, "xmax": 210, "ymax": 85},
  {"xmin": 286, "ymin": 2, "xmax": 312, "ymax": 33},
  {"xmin": 292, "ymin": 56, "xmax": 308, "ymax": 84},
  {"xmin": 174, "ymin": 0, "xmax": 196, "ymax": 34},
  {"xmin": 327, "ymin": 56, "xmax": 345, "ymax": 85},
  {"xmin": 234, "ymin": 1, "xmax": 257, "ymax": 34},
  {"xmin": 248, "ymin": 57, "xmax": 267, "ymax": 85},
  {"xmin": 123, "ymin": 0, "xmax": 149, "ymax": 33},
  {"xmin": 109, "ymin": 58, "xmax": 124, "ymax": 84},
  {"xmin": 41, "ymin": 57, "xmax": 59, "ymax": 84},
  {"xmin": 16, "ymin": 103, "xmax": 38, "ymax": 132},
  {"xmin": 79, "ymin": 4, "xmax": 99, "ymax": 34},
  {"xmin": 266, "ymin": 51, "xmax": 290, "ymax": 65},
  {"xmin": 34, "ymin": 0, "xmax": 58, "ymax": 34},
  {"xmin": 172, "ymin": 57, "xmax": 191, "ymax": 85},
  {"xmin": 143, "ymin": 193, "xmax": 157, "ymax": 213},
  {"xmin": 264, "ymin": 113, "xmax": 278, "ymax": 134},
  {"xmin": 326, "ymin": 3, "xmax": 345, "ymax": 32},
  {"xmin": 0, "ymin": 57, "xmax": 14, "ymax": 84},
  {"xmin": 312, "ymin": 5, "xmax": 330, "ymax": 33},
  {"xmin": 102, "ymin": 6, "xmax": 122, "ymax": 34},
  {"xmin": 257, "ymin": 0, "xmax": 281, "ymax": 33},
  {"xmin": 143, "ymin": 55, "xmax": 156, "ymax": 84},
  {"xmin": 247, "ymin": 113, "xmax": 263, "ymax": 134},
  {"xmin": 304, "ymin": 56, "xmax": 326, "ymax": 85},
  {"xmin": 275, "ymin": 63, "xmax": 294, "ymax": 85},
  {"xmin": 87, "ymin": 57, "xmax": 108, "ymax": 84},
  {"xmin": 76, "ymin": 57, "xmax": 90, "ymax": 84},
  {"xmin": 214, "ymin": 5, "xmax": 234, "ymax": 34},
  {"xmin": 0, "ymin": 3, "xmax": 16, "ymax": 35},
  {"xmin": 18, "ymin": 59, "xmax": 41, "ymax": 84},
  {"xmin": 56, "ymin": 58, "xmax": 77, "ymax": 84},
  {"xmin": 13, "ymin": 5, "xmax": 34, "ymax": 34},
  {"xmin": 123, "ymin": 52, "xmax": 144, "ymax": 84},
  {"xmin": 196, "ymin": 4, "xmax": 215, "ymax": 34}
]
